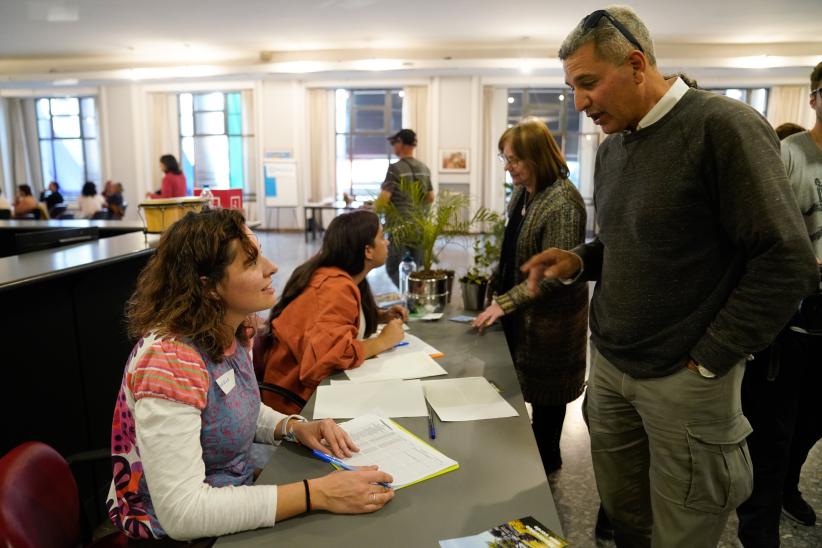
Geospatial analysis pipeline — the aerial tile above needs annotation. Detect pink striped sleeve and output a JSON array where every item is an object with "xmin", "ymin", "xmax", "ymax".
[{"xmin": 128, "ymin": 340, "xmax": 209, "ymax": 410}]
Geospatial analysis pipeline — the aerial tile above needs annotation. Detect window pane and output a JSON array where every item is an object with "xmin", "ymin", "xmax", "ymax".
[
  {"xmin": 351, "ymin": 158, "xmax": 389, "ymax": 184},
  {"xmin": 352, "ymin": 134, "xmax": 389, "ymax": 156},
  {"xmin": 335, "ymin": 89, "xmax": 351, "ymax": 133},
  {"xmin": 80, "ymin": 98, "xmax": 96, "ymax": 119},
  {"xmin": 392, "ymin": 91, "xmax": 403, "ymax": 110},
  {"xmin": 38, "ymin": 119, "xmax": 52, "ymax": 139},
  {"xmin": 193, "ymin": 135, "xmax": 229, "ymax": 188},
  {"xmin": 82, "ymin": 113, "xmax": 97, "ymax": 138},
  {"xmin": 352, "ymin": 90, "xmax": 385, "ymax": 107},
  {"xmin": 391, "ymin": 110, "xmax": 402, "ymax": 132},
  {"xmin": 354, "ymin": 110, "xmax": 384, "ymax": 132},
  {"xmin": 52, "ymin": 116, "xmax": 81, "ymax": 138},
  {"xmin": 227, "ymin": 113, "xmax": 242, "ymax": 135},
  {"xmin": 336, "ymin": 134, "xmax": 352, "ymax": 194},
  {"xmin": 179, "ymin": 93, "xmax": 193, "ymax": 119},
  {"xmin": 84, "ymin": 140, "xmax": 101, "ymax": 185},
  {"xmin": 180, "ymin": 113, "xmax": 194, "ymax": 137},
  {"xmin": 50, "ymin": 97, "xmax": 79, "ymax": 116},
  {"xmin": 40, "ymin": 141, "xmax": 55, "ymax": 183},
  {"xmin": 181, "ymin": 136, "xmax": 195, "ymax": 191},
  {"xmin": 194, "ymin": 92, "xmax": 224, "ymax": 111},
  {"xmin": 226, "ymin": 92, "xmax": 241, "ymax": 115},
  {"xmin": 36, "ymin": 98, "xmax": 51, "ymax": 119},
  {"xmin": 53, "ymin": 139, "xmax": 84, "ymax": 191},
  {"xmin": 195, "ymin": 112, "xmax": 225, "ymax": 135},
  {"xmin": 750, "ymin": 88, "xmax": 768, "ymax": 115},
  {"xmin": 228, "ymin": 136, "xmax": 244, "ymax": 189}
]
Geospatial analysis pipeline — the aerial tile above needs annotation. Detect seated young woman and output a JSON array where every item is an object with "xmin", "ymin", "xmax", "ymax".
[
  {"xmin": 107, "ymin": 208, "xmax": 393, "ymax": 542},
  {"xmin": 260, "ymin": 209, "xmax": 407, "ymax": 414}
]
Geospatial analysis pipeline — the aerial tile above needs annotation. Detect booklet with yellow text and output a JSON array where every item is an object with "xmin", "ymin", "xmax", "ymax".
[{"xmin": 439, "ymin": 516, "xmax": 567, "ymax": 548}]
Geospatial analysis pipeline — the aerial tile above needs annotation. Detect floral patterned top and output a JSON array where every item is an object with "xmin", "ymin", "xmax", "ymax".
[{"xmin": 106, "ymin": 333, "xmax": 284, "ymax": 539}]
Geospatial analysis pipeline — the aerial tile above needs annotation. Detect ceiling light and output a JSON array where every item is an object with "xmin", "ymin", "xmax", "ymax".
[
  {"xmin": 352, "ymin": 59, "xmax": 404, "ymax": 71},
  {"xmin": 52, "ymin": 78, "xmax": 79, "ymax": 86},
  {"xmin": 507, "ymin": 97, "xmax": 515, "ymax": 104},
  {"xmin": 558, "ymin": 94, "xmax": 565, "ymax": 102}
]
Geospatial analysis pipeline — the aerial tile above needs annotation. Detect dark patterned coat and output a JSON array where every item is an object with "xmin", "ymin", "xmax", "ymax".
[{"xmin": 493, "ymin": 179, "xmax": 589, "ymax": 406}]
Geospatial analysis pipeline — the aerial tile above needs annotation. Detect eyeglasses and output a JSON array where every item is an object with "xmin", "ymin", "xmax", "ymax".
[
  {"xmin": 498, "ymin": 153, "xmax": 522, "ymax": 167},
  {"xmin": 811, "ymin": 87, "xmax": 821, "ymax": 98},
  {"xmin": 581, "ymin": 9, "xmax": 645, "ymax": 54}
]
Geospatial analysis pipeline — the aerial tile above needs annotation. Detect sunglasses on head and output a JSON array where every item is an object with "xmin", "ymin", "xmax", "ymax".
[{"xmin": 581, "ymin": 9, "xmax": 645, "ymax": 54}]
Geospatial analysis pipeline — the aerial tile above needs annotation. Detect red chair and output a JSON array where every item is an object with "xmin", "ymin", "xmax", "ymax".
[{"xmin": 0, "ymin": 442, "xmax": 127, "ymax": 548}]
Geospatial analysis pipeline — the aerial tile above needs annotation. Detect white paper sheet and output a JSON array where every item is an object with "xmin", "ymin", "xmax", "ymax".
[
  {"xmin": 382, "ymin": 333, "xmax": 442, "ymax": 357},
  {"xmin": 337, "ymin": 414, "xmax": 458, "ymax": 488},
  {"xmin": 422, "ymin": 377, "xmax": 519, "ymax": 421},
  {"xmin": 345, "ymin": 350, "xmax": 447, "ymax": 382},
  {"xmin": 312, "ymin": 379, "xmax": 427, "ymax": 419}
]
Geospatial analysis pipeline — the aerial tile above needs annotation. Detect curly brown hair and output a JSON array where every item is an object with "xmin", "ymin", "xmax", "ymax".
[{"xmin": 127, "ymin": 208, "xmax": 258, "ymax": 362}]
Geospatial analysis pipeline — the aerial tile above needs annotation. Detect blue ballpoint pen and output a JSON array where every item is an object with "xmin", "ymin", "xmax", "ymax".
[
  {"xmin": 310, "ymin": 449, "xmax": 392, "ymax": 488},
  {"xmin": 393, "ymin": 341, "xmax": 410, "ymax": 348},
  {"xmin": 426, "ymin": 403, "xmax": 437, "ymax": 440}
]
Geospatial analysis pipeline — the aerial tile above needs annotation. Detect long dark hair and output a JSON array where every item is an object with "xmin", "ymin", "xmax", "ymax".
[
  {"xmin": 267, "ymin": 210, "xmax": 381, "ymax": 339},
  {"xmin": 127, "ymin": 208, "xmax": 258, "ymax": 362},
  {"xmin": 160, "ymin": 154, "xmax": 182, "ymax": 175}
]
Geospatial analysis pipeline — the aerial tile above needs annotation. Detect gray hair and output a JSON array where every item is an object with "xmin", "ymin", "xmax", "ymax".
[{"xmin": 559, "ymin": 5, "xmax": 657, "ymax": 67}]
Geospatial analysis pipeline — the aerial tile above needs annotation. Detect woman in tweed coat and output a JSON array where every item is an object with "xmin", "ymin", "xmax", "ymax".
[{"xmin": 474, "ymin": 117, "xmax": 588, "ymax": 473}]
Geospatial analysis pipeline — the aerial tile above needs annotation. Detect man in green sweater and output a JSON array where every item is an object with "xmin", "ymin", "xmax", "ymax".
[{"xmin": 522, "ymin": 6, "xmax": 819, "ymax": 548}]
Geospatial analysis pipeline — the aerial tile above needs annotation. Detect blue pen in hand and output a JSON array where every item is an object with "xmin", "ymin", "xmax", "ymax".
[
  {"xmin": 311, "ymin": 449, "xmax": 392, "ymax": 488},
  {"xmin": 393, "ymin": 341, "xmax": 410, "ymax": 348}
]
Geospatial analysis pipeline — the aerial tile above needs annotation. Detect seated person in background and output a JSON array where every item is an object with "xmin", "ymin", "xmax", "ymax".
[
  {"xmin": 39, "ymin": 181, "xmax": 64, "ymax": 215},
  {"xmin": 106, "ymin": 182, "xmax": 126, "ymax": 219},
  {"xmin": 260, "ymin": 210, "xmax": 407, "ymax": 414},
  {"xmin": 107, "ymin": 208, "xmax": 394, "ymax": 541},
  {"xmin": 12, "ymin": 184, "xmax": 38, "ymax": 218},
  {"xmin": 775, "ymin": 122, "xmax": 806, "ymax": 141},
  {"xmin": 77, "ymin": 181, "xmax": 106, "ymax": 219}
]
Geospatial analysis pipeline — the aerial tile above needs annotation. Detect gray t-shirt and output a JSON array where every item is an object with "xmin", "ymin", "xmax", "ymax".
[
  {"xmin": 782, "ymin": 131, "xmax": 822, "ymax": 259},
  {"xmin": 381, "ymin": 157, "xmax": 432, "ymax": 213}
]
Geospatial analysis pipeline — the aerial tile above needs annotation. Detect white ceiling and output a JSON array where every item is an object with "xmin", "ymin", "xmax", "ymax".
[{"xmin": 0, "ymin": 0, "xmax": 820, "ymax": 84}]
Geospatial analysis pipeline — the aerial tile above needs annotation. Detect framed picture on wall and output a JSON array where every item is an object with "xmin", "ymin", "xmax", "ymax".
[{"xmin": 439, "ymin": 149, "xmax": 469, "ymax": 173}]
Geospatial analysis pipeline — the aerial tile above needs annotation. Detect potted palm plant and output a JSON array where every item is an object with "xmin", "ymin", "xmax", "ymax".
[
  {"xmin": 378, "ymin": 180, "xmax": 487, "ymax": 314},
  {"xmin": 459, "ymin": 211, "xmax": 505, "ymax": 311}
]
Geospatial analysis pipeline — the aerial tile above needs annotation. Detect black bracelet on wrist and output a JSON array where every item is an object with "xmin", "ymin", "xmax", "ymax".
[{"xmin": 303, "ymin": 479, "xmax": 311, "ymax": 513}]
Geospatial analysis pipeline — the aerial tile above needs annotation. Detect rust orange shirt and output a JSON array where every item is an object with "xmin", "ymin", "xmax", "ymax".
[{"xmin": 261, "ymin": 267, "xmax": 365, "ymax": 413}]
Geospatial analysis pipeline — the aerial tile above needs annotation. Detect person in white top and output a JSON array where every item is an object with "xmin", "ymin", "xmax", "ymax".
[
  {"xmin": 106, "ymin": 208, "xmax": 394, "ymax": 541},
  {"xmin": 77, "ymin": 181, "xmax": 106, "ymax": 219}
]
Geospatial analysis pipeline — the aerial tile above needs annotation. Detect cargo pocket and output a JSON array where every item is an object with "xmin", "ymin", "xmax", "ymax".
[{"xmin": 684, "ymin": 413, "xmax": 753, "ymax": 514}]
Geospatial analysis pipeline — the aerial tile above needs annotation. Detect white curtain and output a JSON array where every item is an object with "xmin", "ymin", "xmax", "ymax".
[
  {"xmin": 306, "ymin": 88, "xmax": 335, "ymax": 203},
  {"xmin": 148, "ymin": 93, "xmax": 180, "ymax": 192},
  {"xmin": 767, "ymin": 86, "xmax": 816, "ymax": 130},
  {"xmin": 0, "ymin": 98, "xmax": 42, "ymax": 197},
  {"xmin": 481, "ymin": 86, "xmax": 508, "ymax": 215},
  {"xmin": 402, "ymin": 85, "xmax": 429, "ymax": 166}
]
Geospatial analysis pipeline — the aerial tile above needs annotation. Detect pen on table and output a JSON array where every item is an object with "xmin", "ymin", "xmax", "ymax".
[
  {"xmin": 310, "ymin": 449, "xmax": 392, "ymax": 488},
  {"xmin": 426, "ymin": 402, "xmax": 437, "ymax": 440}
]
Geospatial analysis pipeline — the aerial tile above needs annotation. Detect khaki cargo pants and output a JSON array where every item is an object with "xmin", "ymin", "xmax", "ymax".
[{"xmin": 586, "ymin": 345, "xmax": 753, "ymax": 548}]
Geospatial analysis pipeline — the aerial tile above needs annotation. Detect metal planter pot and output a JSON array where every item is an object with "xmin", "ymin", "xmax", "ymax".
[
  {"xmin": 407, "ymin": 271, "xmax": 449, "ymax": 314},
  {"xmin": 460, "ymin": 280, "xmax": 489, "ymax": 311}
]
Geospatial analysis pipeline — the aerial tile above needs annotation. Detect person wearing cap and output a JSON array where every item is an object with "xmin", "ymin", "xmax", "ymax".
[
  {"xmin": 377, "ymin": 128, "xmax": 434, "ymax": 286},
  {"xmin": 520, "ymin": 6, "xmax": 818, "ymax": 547}
]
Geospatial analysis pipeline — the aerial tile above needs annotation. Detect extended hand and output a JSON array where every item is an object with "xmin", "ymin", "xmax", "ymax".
[
  {"xmin": 472, "ymin": 301, "xmax": 505, "ymax": 333},
  {"xmin": 292, "ymin": 418, "xmax": 359, "ymax": 459},
  {"xmin": 520, "ymin": 248, "xmax": 582, "ymax": 295},
  {"xmin": 312, "ymin": 467, "xmax": 394, "ymax": 513}
]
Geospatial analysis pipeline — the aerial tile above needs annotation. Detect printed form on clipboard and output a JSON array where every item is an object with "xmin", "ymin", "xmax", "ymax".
[{"xmin": 332, "ymin": 414, "xmax": 458, "ymax": 489}]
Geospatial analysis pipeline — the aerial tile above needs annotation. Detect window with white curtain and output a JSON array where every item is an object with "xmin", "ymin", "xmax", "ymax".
[
  {"xmin": 178, "ymin": 91, "xmax": 254, "ymax": 192},
  {"xmin": 335, "ymin": 88, "xmax": 403, "ymax": 197},
  {"xmin": 35, "ymin": 96, "xmax": 100, "ymax": 198},
  {"xmin": 506, "ymin": 89, "xmax": 583, "ymax": 187},
  {"xmin": 707, "ymin": 88, "xmax": 769, "ymax": 115}
]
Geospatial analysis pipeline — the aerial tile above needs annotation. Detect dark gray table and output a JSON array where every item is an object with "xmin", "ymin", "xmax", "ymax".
[{"xmin": 217, "ymin": 314, "xmax": 562, "ymax": 547}]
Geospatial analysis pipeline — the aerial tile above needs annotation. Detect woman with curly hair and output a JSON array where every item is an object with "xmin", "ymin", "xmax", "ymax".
[{"xmin": 106, "ymin": 209, "xmax": 393, "ymax": 543}]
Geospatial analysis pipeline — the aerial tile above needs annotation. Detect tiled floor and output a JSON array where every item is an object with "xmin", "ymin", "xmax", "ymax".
[{"xmin": 256, "ymin": 230, "xmax": 821, "ymax": 548}]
